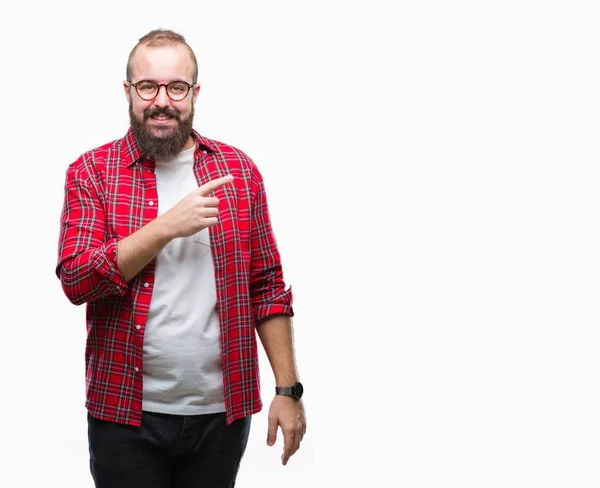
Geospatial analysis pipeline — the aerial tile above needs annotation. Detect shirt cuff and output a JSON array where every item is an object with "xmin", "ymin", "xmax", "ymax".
[
  {"xmin": 253, "ymin": 286, "xmax": 294, "ymax": 322},
  {"xmin": 91, "ymin": 238, "xmax": 127, "ymax": 293}
]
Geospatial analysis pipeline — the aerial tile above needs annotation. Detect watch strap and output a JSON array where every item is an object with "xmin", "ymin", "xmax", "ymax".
[{"xmin": 275, "ymin": 386, "xmax": 294, "ymax": 395}]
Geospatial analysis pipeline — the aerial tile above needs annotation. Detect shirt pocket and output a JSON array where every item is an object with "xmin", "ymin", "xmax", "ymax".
[{"xmin": 193, "ymin": 228, "xmax": 211, "ymax": 247}]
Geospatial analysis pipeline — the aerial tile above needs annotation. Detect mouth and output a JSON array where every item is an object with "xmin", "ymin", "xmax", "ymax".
[
  {"xmin": 145, "ymin": 108, "xmax": 179, "ymax": 125},
  {"xmin": 148, "ymin": 114, "xmax": 176, "ymax": 125}
]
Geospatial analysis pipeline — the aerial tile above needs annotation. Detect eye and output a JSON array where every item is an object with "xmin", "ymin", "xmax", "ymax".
[
  {"xmin": 138, "ymin": 82, "xmax": 156, "ymax": 92},
  {"xmin": 169, "ymin": 83, "xmax": 187, "ymax": 93}
]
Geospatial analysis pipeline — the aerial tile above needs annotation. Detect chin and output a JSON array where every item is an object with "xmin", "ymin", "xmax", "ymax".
[{"xmin": 148, "ymin": 124, "xmax": 177, "ymax": 135}]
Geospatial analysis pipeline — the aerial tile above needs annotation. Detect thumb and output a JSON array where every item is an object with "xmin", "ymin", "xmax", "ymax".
[{"xmin": 266, "ymin": 417, "xmax": 278, "ymax": 446}]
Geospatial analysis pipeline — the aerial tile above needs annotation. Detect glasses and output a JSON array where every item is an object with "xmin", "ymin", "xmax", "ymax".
[{"xmin": 130, "ymin": 80, "xmax": 194, "ymax": 101}]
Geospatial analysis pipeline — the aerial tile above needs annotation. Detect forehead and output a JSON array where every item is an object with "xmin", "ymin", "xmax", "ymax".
[{"xmin": 130, "ymin": 43, "xmax": 194, "ymax": 83}]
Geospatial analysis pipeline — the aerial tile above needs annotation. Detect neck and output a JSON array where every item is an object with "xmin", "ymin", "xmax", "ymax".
[{"xmin": 182, "ymin": 135, "xmax": 195, "ymax": 151}]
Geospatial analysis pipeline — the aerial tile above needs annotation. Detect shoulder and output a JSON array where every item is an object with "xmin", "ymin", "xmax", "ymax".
[
  {"xmin": 196, "ymin": 134, "xmax": 268, "ymax": 200},
  {"xmin": 210, "ymin": 138, "xmax": 269, "ymax": 191},
  {"xmin": 198, "ymin": 135, "xmax": 258, "ymax": 171},
  {"xmin": 211, "ymin": 139, "xmax": 249, "ymax": 159},
  {"xmin": 202, "ymin": 136, "xmax": 267, "ymax": 189},
  {"xmin": 65, "ymin": 136, "xmax": 124, "ymax": 188},
  {"xmin": 70, "ymin": 137, "xmax": 123, "ymax": 170}
]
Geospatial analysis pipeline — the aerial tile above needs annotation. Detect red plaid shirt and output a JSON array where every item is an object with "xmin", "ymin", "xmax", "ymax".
[{"xmin": 56, "ymin": 128, "xmax": 293, "ymax": 426}]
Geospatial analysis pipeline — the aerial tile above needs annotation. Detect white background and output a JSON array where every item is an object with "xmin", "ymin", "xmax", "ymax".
[{"xmin": 1, "ymin": 0, "xmax": 600, "ymax": 486}]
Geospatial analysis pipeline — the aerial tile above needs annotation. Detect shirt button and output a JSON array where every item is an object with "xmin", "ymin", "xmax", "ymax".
[
  {"xmin": 148, "ymin": 201, "xmax": 154, "ymax": 206},
  {"xmin": 135, "ymin": 325, "xmax": 141, "ymax": 330},
  {"xmin": 143, "ymin": 282, "xmax": 149, "ymax": 288},
  {"xmin": 203, "ymin": 150, "xmax": 207, "ymax": 154},
  {"xmin": 135, "ymin": 367, "xmax": 139, "ymax": 373}
]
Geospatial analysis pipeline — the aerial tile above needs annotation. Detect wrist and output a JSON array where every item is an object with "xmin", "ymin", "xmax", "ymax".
[
  {"xmin": 275, "ymin": 381, "xmax": 304, "ymax": 400},
  {"xmin": 150, "ymin": 215, "xmax": 176, "ymax": 242}
]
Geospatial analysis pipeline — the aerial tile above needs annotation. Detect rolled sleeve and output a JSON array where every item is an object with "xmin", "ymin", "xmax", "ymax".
[
  {"xmin": 56, "ymin": 161, "xmax": 128, "ymax": 305},
  {"xmin": 91, "ymin": 238, "xmax": 126, "ymax": 286},
  {"xmin": 58, "ymin": 238, "xmax": 128, "ymax": 305},
  {"xmin": 253, "ymin": 285, "xmax": 294, "ymax": 322}
]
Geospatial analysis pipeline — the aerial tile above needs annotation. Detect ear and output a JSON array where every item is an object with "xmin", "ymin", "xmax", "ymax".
[
  {"xmin": 192, "ymin": 83, "xmax": 201, "ymax": 104},
  {"xmin": 123, "ymin": 81, "xmax": 132, "ymax": 103}
]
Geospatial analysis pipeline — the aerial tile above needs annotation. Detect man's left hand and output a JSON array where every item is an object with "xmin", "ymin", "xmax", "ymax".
[{"xmin": 266, "ymin": 395, "xmax": 307, "ymax": 465}]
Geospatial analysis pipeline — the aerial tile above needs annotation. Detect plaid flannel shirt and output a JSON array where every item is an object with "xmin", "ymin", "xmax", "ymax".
[{"xmin": 56, "ymin": 128, "xmax": 293, "ymax": 426}]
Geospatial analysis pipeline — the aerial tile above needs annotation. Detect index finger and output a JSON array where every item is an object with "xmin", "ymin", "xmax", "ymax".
[
  {"xmin": 197, "ymin": 175, "xmax": 234, "ymax": 196},
  {"xmin": 282, "ymin": 431, "xmax": 297, "ymax": 466}
]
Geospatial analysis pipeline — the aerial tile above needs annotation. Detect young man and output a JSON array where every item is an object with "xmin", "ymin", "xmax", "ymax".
[{"xmin": 56, "ymin": 29, "xmax": 305, "ymax": 488}]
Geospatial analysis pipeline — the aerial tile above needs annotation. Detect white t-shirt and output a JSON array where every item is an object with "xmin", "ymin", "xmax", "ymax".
[{"xmin": 142, "ymin": 144, "xmax": 225, "ymax": 415}]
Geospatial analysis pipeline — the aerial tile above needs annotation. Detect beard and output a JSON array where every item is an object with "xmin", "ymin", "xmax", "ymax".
[{"xmin": 129, "ymin": 102, "xmax": 194, "ymax": 161}]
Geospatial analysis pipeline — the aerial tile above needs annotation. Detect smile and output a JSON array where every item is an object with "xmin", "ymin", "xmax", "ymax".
[{"xmin": 149, "ymin": 116, "xmax": 176, "ymax": 124}]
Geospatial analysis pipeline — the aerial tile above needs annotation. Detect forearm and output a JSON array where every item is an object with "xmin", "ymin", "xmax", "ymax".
[
  {"xmin": 256, "ymin": 314, "xmax": 299, "ymax": 386},
  {"xmin": 117, "ymin": 216, "xmax": 174, "ymax": 281}
]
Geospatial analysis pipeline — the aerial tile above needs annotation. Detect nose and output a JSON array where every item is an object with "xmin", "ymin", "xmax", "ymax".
[{"xmin": 153, "ymin": 84, "xmax": 171, "ymax": 107}]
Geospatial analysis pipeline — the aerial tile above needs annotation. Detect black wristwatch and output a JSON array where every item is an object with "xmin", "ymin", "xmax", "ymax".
[{"xmin": 275, "ymin": 381, "xmax": 304, "ymax": 400}]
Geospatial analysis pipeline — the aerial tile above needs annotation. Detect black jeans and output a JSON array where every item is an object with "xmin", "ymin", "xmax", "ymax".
[{"xmin": 88, "ymin": 410, "xmax": 251, "ymax": 488}]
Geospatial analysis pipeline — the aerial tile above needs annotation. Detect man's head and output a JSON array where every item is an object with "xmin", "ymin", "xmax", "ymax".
[{"xmin": 124, "ymin": 29, "xmax": 201, "ymax": 161}]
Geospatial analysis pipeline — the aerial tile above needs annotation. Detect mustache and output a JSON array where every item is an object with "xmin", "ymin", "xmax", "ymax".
[{"xmin": 144, "ymin": 107, "xmax": 180, "ymax": 121}]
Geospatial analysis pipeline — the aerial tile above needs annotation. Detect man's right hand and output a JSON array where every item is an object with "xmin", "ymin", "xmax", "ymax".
[{"xmin": 160, "ymin": 174, "xmax": 235, "ymax": 239}]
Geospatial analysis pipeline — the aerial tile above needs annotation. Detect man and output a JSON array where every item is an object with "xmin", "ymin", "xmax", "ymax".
[{"xmin": 56, "ymin": 29, "xmax": 306, "ymax": 488}]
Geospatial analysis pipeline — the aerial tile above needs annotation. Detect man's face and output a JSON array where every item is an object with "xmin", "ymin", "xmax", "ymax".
[{"xmin": 124, "ymin": 43, "xmax": 200, "ymax": 160}]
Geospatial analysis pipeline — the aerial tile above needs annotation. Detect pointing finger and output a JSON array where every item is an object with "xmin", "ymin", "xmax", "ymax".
[{"xmin": 197, "ymin": 175, "xmax": 234, "ymax": 197}]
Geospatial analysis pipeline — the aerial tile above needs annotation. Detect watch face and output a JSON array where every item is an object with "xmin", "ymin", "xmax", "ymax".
[{"xmin": 293, "ymin": 382, "xmax": 304, "ymax": 399}]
